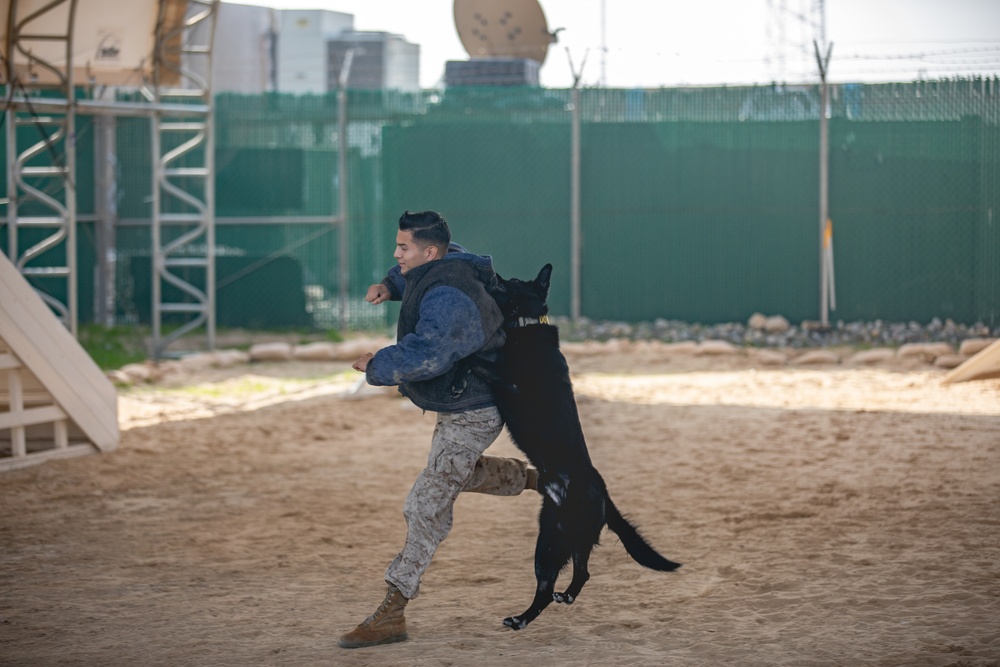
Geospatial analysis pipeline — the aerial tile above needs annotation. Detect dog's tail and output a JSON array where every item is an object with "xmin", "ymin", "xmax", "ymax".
[{"xmin": 605, "ymin": 496, "xmax": 681, "ymax": 572}]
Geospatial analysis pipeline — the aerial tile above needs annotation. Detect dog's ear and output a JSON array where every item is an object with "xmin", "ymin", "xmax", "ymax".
[{"xmin": 536, "ymin": 264, "xmax": 553, "ymax": 292}]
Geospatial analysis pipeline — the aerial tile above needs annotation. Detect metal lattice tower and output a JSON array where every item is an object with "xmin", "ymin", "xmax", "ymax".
[
  {"xmin": 3, "ymin": 0, "xmax": 80, "ymax": 334},
  {"xmin": 4, "ymin": 0, "xmax": 220, "ymax": 353},
  {"xmin": 148, "ymin": 0, "xmax": 219, "ymax": 358},
  {"xmin": 765, "ymin": 0, "xmax": 827, "ymax": 83}
]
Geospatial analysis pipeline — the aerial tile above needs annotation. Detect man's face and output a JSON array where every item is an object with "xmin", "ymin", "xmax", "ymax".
[{"xmin": 394, "ymin": 229, "xmax": 436, "ymax": 274}]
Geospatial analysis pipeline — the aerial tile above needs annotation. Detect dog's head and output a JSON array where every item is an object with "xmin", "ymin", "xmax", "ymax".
[{"xmin": 491, "ymin": 263, "xmax": 552, "ymax": 325}]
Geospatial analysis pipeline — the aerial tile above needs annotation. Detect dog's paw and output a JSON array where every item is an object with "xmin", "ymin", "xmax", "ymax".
[
  {"xmin": 553, "ymin": 592, "xmax": 576, "ymax": 605},
  {"xmin": 449, "ymin": 377, "xmax": 468, "ymax": 399},
  {"xmin": 503, "ymin": 616, "xmax": 527, "ymax": 630}
]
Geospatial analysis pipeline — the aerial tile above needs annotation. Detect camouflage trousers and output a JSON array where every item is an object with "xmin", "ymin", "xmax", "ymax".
[{"xmin": 384, "ymin": 405, "xmax": 528, "ymax": 599}]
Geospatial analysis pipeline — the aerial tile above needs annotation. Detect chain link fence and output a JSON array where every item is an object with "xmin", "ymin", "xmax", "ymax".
[{"xmin": 4, "ymin": 78, "xmax": 998, "ymax": 332}]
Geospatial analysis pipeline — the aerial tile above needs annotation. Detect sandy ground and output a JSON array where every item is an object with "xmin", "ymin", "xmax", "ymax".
[{"xmin": 1, "ymin": 346, "xmax": 999, "ymax": 667}]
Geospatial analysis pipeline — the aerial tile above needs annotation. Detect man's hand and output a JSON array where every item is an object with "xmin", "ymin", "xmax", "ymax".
[
  {"xmin": 366, "ymin": 284, "xmax": 391, "ymax": 305},
  {"xmin": 352, "ymin": 352, "xmax": 374, "ymax": 372}
]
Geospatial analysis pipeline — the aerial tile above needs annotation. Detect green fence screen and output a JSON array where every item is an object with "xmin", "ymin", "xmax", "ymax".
[{"xmin": 3, "ymin": 79, "xmax": 998, "ymax": 331}]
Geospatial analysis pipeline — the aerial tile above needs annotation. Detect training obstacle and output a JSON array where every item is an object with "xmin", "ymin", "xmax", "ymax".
[
  {"xmin": 0, "ymin": 252, "xmax": 118, "ymax": 471},
  {"xmin": 942, "ymin": 338, "xmax": 1000, "ymax": 384}
]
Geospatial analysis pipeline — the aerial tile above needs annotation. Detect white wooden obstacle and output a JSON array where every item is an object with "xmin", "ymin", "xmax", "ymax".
[
  {"xmin": 1, "ymin": 253, "xmax": 118, "ymax": 471},
  {"xmin": 942, "ymin": 338, "xmax": 1000, "ymax": 384}
]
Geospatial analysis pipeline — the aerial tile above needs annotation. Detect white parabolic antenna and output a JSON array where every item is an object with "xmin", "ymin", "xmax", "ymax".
[
  {"xmin": 454, "ymin": 0, "xmax": 556, "ymax": 64},
  {"xmin": 1, "ymin": 0, "xmax": 188, "ymax": 86}
]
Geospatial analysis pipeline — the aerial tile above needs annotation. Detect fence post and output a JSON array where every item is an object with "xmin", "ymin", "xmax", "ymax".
[
  {"xmin": 337, "ymin": 48, "xmax": 355, "ymax": 331},
  {"xmin": 814, "ymin": 40, "xmax": 834, "ymax": 327},
  {"xmin": 568, "ymin": 49, "xmax": 588, "ymax": 321},
  {"xmin": 94, "ymin": 113, "xmax": 118, "ymax": 326}
]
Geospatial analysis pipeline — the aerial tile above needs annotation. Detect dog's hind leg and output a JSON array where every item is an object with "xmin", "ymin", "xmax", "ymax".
[
  {"xmin": 503, "ymin": 506, "xmax": 568, "ymax": 630},
  {"xmin": 503, "ymin": 550, "xmax": 565, "ymax": 629},
  {"xmin": 554, "ymin": 547, "xmax": 592, "ymax": 605}
]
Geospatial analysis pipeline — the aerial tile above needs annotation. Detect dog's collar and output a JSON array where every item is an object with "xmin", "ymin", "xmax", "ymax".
[{"xmin": 507, "ymin": 315, "xmax": 549, "ymax": 328}]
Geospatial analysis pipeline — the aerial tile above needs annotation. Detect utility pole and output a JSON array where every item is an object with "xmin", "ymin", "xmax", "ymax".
[{"xmin": 600, "ymin": 0, "xmax": 607, "ymax": 87}]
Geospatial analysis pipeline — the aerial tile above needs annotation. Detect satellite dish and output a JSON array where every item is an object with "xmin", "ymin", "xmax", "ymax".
[
  {"xmin": 0, "ymin": 0, "xmax": 184, "ymax": 86},
  {"xmin": 454, "ymin": 0, "xmax": 557, "ymax": 65}
]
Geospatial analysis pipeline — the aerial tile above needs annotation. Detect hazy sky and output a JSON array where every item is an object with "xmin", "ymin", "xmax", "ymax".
[{"xmin": 233, "ymin": 0, "xmax": 1000, "ymax": 88}]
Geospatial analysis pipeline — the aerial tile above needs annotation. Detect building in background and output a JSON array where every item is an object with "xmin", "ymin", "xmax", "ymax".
[
  {"xmin": 199, "ymin": 2, "xmax": 420, "ymax": 94},
  {"xmin": 209, "ymin": 3, "xmax": 277, "ymax": 93},
  {"xmin": 328, "ymin": 31, "xmax": 420, "ymax": 92},
  {"xmin": 276, "ymin": 8, "xmax": 354, "ymax": 94},
  {"xmin": 444, "ymin": 58, "xmax": 540, "ymax": 87}
]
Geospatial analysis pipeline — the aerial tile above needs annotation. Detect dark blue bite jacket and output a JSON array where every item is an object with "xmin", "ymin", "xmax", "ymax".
[{"xmin": 366, "ymin": 250, "xmax": 505, "ymax": 413}]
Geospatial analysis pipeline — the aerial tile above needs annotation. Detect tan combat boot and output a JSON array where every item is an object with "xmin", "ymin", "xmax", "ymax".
[{"xmin": 338, "ymin": 583, "xmax": 409, "ymax": 648}]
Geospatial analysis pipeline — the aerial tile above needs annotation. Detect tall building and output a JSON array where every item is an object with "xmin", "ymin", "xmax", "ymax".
[
  {"xmin": 210, "ymin": 3, "xmax": 277, "ymax": 93},
  {"xmin": 276, "ymin": 9, "xmax": 354, "ymax": 94},
  {"xmin": 198, "ymin": 3, "xmax": 421, "ymax": 94}
]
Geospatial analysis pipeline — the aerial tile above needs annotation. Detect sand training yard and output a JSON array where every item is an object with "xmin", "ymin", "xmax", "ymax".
[{"xmin": 1, "ymin": 344, "xmax": 999, "ymax": 666}]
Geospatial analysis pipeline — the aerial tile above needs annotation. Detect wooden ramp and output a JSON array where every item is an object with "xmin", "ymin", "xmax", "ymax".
[
  {"xmin": 1, "ymin": 253, "xmax": 118, "ymax": 471},
  {"xmin": 942, "ymin": 339, "xmax": 1000, "ymax": 384}
]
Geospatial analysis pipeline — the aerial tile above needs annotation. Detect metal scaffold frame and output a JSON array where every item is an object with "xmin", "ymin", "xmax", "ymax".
[
  {"xmin": 3, "ymin": 0, "xmax": 79, "ymax": 334},
  {"xmin": 2, "ymin": 0, "xmax": 219, "ymax": 357},
  {"xmin": 149, "ymin": 0, "xmax": 218, "ymax": 358}
]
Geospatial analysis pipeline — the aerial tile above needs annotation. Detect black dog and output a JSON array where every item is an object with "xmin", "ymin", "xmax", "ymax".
[{"xmin": 463, "ymin": 264, "xmax": 680, "ymax": 630}]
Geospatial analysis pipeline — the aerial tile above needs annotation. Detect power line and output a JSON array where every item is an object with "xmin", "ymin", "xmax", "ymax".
[{"xmin": 839, "ymin": 46, "xmax": 1000, "ymax": 60}]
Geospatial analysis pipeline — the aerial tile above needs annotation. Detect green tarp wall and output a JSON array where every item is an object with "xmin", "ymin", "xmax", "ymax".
[{"xmin": 2, "ymin": 80, "xmax": 998, "ymax": 329}]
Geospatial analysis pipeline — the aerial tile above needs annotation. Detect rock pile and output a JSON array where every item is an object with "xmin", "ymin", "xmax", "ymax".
[
  {"xmin": 554, "ymin": 314, "xmax": 998, "ymax": 350},
  {"xmin": 107, "ymin": 314, "xmax": 999, "ymax": 385}
]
